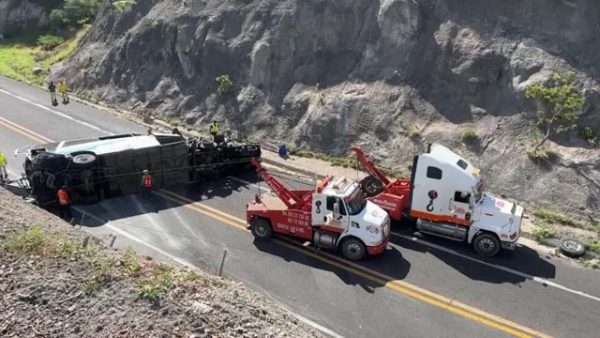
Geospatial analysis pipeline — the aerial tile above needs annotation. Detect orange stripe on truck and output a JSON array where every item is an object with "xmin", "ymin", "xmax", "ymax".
[{"xmin": 409, "ymin": 210, "xmax": 471, "ymax": 226}]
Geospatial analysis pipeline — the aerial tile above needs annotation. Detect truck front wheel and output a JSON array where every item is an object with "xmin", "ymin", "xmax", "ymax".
[
  {"xmin": 341, "ymin": 237, "xmax": 366, "ymax": 261},
  {"xmin": 251, "ymin": 218, "xmax": 272, "ymax": 241},
  {"xmin": 473, "ymin": 232, "xmax": 500, "ymax": 257}
]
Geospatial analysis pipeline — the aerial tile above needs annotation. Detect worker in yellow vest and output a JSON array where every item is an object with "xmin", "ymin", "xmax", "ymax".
[
  {"xmin": 209, "ymin": 120, "xmax": 220, "ymax": 138},
  {"xmin": 58, "ymin": 79, "xmax": 69, "ymax": 104},
  {"xmin": 0, "ymin": 151, "xmax": 7, "ymax": 181}
]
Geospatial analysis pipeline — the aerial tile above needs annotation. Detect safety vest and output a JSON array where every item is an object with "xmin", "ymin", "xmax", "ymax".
[
  {"xmin": 209, "ymin": 122, "xmax": 219, "ymax": 134},
  {"xmin": 58, "ymin": 82, "xmax": 67, "ymax": 93},
  {"xmin": 142, "ymin": 174, "xmax": 152, "ymax": 188},
  {"xmin": 0, "ymin": 152, "xmax": 6, "ymax": 166},
  {"xmin": 57, "ymin": 189, "xmax": 70, "ymax": 206}
]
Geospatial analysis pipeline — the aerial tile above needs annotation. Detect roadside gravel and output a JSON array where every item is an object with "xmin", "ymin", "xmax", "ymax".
[{"xmin": 0, "ymin": 188, "xmax": 322, "ymax": 338}]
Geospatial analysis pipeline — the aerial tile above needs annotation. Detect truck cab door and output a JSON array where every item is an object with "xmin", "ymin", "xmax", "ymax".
[
  {"xmin": 450, "ymin": 191, "xmax": 471, "ymax": 221},
  {"xmin": 325, "ymin": 196, "xmax": 350, "ymax": 230}
]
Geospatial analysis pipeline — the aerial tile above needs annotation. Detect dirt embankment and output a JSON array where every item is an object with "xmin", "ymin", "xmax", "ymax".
[{"xmin": 0, "ymin": 188, "xmax": 321, "ymax": 338}]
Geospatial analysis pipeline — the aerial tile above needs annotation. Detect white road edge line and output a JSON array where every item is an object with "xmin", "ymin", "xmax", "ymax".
[
  {"xmin": 392, "ymin": 232, "xmax": 600, "ymax": 303},
  {"xmin": 0, "ymin": 88, "xmax": 114, "ymax": 136},
  {"xmin": 73, "ymin": 207, "xmax": 344, "ymax": 338}
]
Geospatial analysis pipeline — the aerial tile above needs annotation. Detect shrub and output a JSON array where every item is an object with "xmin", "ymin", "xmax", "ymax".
[
  {"xmin": 37, "ymin": 35, "xmax": 64, "ymax": 51},
  {"xmin": 579, "ymin": 127, "xmax": 595, "ymax": 142},
  {"xmin": 409, "ymin": 125, "xmax": 421, "ymax": 139},
  {"xmin": 527, "ymin": 147, "xmax": 559, "ymax": 162},
  {"xmin": 461, "ymin": 126, "xmax": 478, "ymax": 143},
  {"xmin": 120, "ymin": 247, "xmax": 141, "ymax": 277},
  {"xmin": 85, "ymin": 259, "xmax": 112, "ymax": 294},
  {"xmin": 216, "ymin": 74, "xmax": 233, "ymax": 96},
  {"xmin": 138, "ymin": 263, "xmax": 174, "ymax": 303},
  {"xmin": 588, "ymin": 242, "xmax": 600, "ymax": 255},
  {"xmin": 531, "ymin": 224, "xmax": 557, "ymax": 242},
  {"xmin": 5, "ymin": 225, "xmax": 48, "ymax": 255}
]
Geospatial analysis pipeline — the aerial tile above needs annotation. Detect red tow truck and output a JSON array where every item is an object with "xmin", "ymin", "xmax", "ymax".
[
  {"xmin": 246, "ymin": 159, "xmax": 390, "ymax": 260},
  {"xmin": 351, "ymin": 144, "xmax": 524, "ymax": 256}
]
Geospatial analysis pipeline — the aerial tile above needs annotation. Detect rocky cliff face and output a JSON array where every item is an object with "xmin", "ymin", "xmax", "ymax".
[{"xmin": 54, "ymin": 0, "xmax": 600, "ymax": 216}]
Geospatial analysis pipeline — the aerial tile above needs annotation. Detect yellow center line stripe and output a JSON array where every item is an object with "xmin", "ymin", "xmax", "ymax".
[
  {"xmin": 159, "ymin": 189, "xmax": 247, "ymax": 227},
  {"xmin": 161, "ymin": 189, "xmax": 551, "ymax": 338},
  {"xmin": 2, "ymin": 116, "xmax": 552, "ymax": 338},
  {"xmin": 0, "ymin": 116, "xmax": 54, "ymax": 143}
]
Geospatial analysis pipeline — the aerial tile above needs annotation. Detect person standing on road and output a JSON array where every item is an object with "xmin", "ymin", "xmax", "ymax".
[
  {"xmin": 58, "ymin": 79, "xmax": 69, "ymax": 104},
  {"xmin": 57, "ymin": 185, "xmax": 72, "ymax": 221},
  {"xmin": 141, "ymin": 169, "xmax": 153, "ymax": 199},
  {"xmin": 0, "ymin": 151, "xmax": 8, "ymax": 182},
  {"xmin": 48, "ymin": 81, "xmax": 58, "ymax": 106}
]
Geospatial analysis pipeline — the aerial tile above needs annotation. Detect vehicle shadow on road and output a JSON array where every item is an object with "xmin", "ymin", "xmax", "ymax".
[
  {"xmin": 390, "ymin": 230, "xmax": 556, "ymax": 285},
  {"xmin": 252, "ymin": 238, "xmax": 411, "ymax": 294}
]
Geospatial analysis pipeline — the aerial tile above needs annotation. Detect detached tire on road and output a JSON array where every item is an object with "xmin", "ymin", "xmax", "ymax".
[
  {"xmin": 251, "ymin": 218, "xmax": 272, "ymax": 241},
  {"xmin": 341, "ymin": 237, "xmax": 367, "ymax": 261},
  {"xmin": 361, "ymin": 175, "xmax": 385, "ymax": 197},
  {"xmin": 559, "ymin": 239, "xmax": 586, "ymax": 258},
  {"xmin": 473, "ymin": 232, "xmax": 500, "ymax": 257}
]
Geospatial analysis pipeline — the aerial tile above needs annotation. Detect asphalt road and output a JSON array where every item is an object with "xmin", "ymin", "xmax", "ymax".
[{"xmin": 1, "ymin": 75, "xmax": 599, "ymax": 338}]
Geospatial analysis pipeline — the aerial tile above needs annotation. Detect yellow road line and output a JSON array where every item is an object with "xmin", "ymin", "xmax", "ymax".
[
  {"xmin": 2, "ymin": 116, "xmax": 552, "ymax": 338},
  {"xmin": 0, "ymin": 116, "xmax": 53, "ymax": 143}
]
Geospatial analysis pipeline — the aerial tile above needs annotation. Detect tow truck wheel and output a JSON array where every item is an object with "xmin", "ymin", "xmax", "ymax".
[
  {"xmin": 251, "ymin": 218, "xmax": 272, "ymax": 241},
  {"xmin": 341, "ymin": 237, "xmax": 366, "ymax": 261},
  {"xmin": 473, "ymin": 232, "xmax": 500, "ymax": 257},
  {"xmin": 361, "ymin": 175, "xmax": 384, "ymax": 197}
]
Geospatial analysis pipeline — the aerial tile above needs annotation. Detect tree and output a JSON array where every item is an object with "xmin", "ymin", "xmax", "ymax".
[
  {"xmin": 216, "ymin": 75, "xmax": 233, "ymax": 96},
  {"xmin": 525, "ymin": 72, "xmax": 584, "ymax": 152},
  {"xmin": 49, "ymin": 0, "xmax": 100, "ymax": 28}
]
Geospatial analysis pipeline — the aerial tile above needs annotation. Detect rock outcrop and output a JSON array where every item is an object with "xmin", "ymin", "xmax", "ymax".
[{"xmin": 53, "ymin": 0, "xmax": 600, "ymax": 216}]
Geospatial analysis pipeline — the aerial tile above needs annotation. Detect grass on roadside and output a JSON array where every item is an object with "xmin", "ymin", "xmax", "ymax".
[
  {"xmin": 288, "ymin": 146, "xmax": 361, "ymax": 170},
  {"xmin": 533, "ymin": 207, "xmax": 598, "ymax": 231},
  {"xmin": 288, "ymin": 146, "xmax": 407, "ymax": 177},
  {"xmin": 531, "ymin": 223, "xmax": 558, "ymax": 242},
  {"xmin": 0, "ymin": 25, "xmax": 90, "ymax": 86}
]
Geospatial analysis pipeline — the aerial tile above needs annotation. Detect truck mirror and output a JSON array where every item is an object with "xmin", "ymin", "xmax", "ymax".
[{"xmin": 333, "ymin": 202, "xmax": 340, "ymax": 219}]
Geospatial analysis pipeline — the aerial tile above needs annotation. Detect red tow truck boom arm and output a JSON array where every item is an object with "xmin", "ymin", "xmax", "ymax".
[
  {"xmin": 350, "ymin": 147, "xmax": 391, "ymax": 186},
  {"xmin": 251, "ymin": 158, "xmax": 305, "ymax": 209}
]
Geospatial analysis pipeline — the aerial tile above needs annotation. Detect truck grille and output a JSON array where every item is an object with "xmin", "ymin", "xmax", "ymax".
[{"xmin": 383, "ymin": 217, "xmax": 390, "ymax": 238}]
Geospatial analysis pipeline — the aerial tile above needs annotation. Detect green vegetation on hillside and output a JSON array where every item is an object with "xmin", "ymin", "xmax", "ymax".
[
  {"xmin": 534, "ymin": 207, "xmax": 599, "ymax": 232},
  {"xmin": 525, "ymin": 72, "xmax": 585, "ymax": 152},
  {"xmin": 216, "ymin": 74, "xmax": 233, "ymax": 96},
  {"xmin": 0, "ymin": 25, "xmax": 90, "ymax": 86}
]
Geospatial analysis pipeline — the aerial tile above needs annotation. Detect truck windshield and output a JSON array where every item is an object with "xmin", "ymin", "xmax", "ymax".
[{"xmin": 345, "ymin": 191, "xmax": 367, "ymax": 215}]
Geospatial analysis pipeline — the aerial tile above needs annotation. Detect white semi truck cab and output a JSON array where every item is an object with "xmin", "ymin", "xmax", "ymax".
[{"xmin": 409, "ymin": 144, "xmax": 524, "ymax": 256}]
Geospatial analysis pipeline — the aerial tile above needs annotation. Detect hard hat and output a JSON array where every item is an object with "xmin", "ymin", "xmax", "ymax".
[{"xmin": 143, "ymin": 169, "xmax": 149, "ymax": 173}]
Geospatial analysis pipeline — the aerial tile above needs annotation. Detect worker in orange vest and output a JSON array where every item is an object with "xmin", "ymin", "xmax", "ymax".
[
  {"xmin": 141, "ymin": 169, "xmax": 153, "ymax": 199},
  {"xmin": 57, "ymin": 185, "xmax": 72, "ymax": 220}
]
